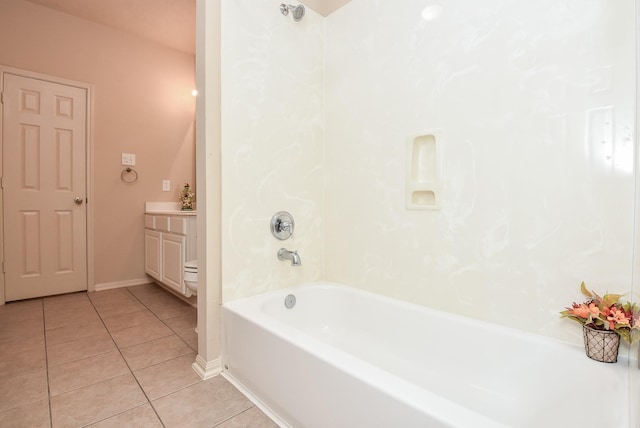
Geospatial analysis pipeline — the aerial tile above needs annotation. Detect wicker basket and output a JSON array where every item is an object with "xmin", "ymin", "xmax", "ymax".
[{"xmin": 582, "ymin": 324, "xmax": 620, "ymax": 363}]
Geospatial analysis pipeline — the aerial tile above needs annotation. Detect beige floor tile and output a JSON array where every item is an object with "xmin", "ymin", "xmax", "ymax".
[
  {"xmin": 0, "ymin": 317, "xmax": 44, "ymax": 341},
  {"xmin": 45, "ymin": 319, "xmax": 108, "ymax": 346},
  {"xmin": 0, "ymin": 369, "xmax": 48, "ymax": 412},
  {"xmin": 50, "ymin": 373, "xmax": 147, "ymax": 428},
  {"xmin": 44, "ymin": 292, "xmax": 89, "ymax": 306},
  {"xmin": 176, "ymin": 327, "xmax": 198, "ymax": 351},
  {"xmin": 138, "ymin": 295, "xmax": 183, "ymax": 311},
  {"xmin": 86, "ymin": 404, "xmax": 162, "ymax": 428},
  {"xmin": 44, "ymin": 306, "xmax": 101, "ymax": 330},
  {"xmin": 47, "ymin": 330, "xmax": 116, "ymax": 367},
  {"xmin": 215, "ymin": 406, "xmax": 278, "ymax": 428},
  {"xmin": 87, "ymin": 288, "xmax": 138, "ymax": 305},
  {"xmin": 152, "ymin": 376, "xmax": 253, "ymax": 428},
  {"xmin": 43, "ymin": 293, "xmax": 92, "ymax": 313},
  {"xmin": 102, "ymin": 308, "xmax": 158, "ymax": 333},
  {"xmin": 0, "ymin": 398, "xmax": 50, "ymax": 428},
  {"xmin": 93, "ymin": 300, "xmax": 147, "ymax": 319},
  {"xmin": 125, "ymin": 284, "xmax": 167, "ymax": 301},
  {"xmin": 121, "ymin": 334, "xmax": 193, "ymax": 371},
  {"xmin": 135, "ymin": 289, "xmax": 185, "ymax": 305},
  {"xmin": 110, "ymin": 318, "xmax": 173, "ymax": 348},
  {"xmin": 0, "ymin": 334, "xmax": 45, "ymax": 358},
  {"xmin": 49, "ymin": 350, "xmax": 130, "ymax": 396},
  {"xmin": 0, "ymin": 299, "xmax": 43, "ymax": 323},
  {"xmin": 133, "ymin": 353, "xmax": 200, "ymax": 400},
  {"xmin": 147, "ymin": 302, "xmax": 196, "ymax": 321},
  {"xmin": 0, "ymin": 346, "xmax": 46, "ymax": 380},
  {"xmin": 163, "ymin": 309, "xmax": 197, "ymax": 332}
]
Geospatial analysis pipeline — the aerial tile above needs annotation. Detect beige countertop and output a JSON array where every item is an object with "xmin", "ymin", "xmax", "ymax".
[{"xmin": 145, "ymin": 202, "xmax": 197, "ymax": 215}]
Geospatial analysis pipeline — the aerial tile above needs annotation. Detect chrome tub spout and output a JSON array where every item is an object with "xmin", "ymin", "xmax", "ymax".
[{"xmin": 278, "ymin": 248, "xmax": 301, "ymax": 267}]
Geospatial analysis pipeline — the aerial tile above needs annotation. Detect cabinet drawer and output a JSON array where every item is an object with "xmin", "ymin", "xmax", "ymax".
[
  {"xmin": 169, "ymin": 217, "xmax": 187, "ymax": 235},
  {"xmin": 155, "ymin": 216, "xmax": 170, "ymax": 232},
  {"xmin": 144, "ymin": 215, "xmax": 156, "ymax": 229}
]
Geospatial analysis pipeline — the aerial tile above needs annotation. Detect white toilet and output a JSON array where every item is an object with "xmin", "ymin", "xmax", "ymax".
[{"xmin": 184, "ymin": 259, "xmax": 198, "ymax": 296}]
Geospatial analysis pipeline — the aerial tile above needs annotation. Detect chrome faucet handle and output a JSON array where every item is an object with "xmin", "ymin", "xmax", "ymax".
[
  {"xmin": 270, "ymin": 211, "xmax": 295, "ymax": 240},
  {"xmin": 279, "ymin": 221, "xmax": 291, "ymax": 232}
]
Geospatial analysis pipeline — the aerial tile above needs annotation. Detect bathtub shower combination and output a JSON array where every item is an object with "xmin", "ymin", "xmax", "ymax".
[{"xmin": 223, "ymin": 283, "xmax": 629, "ymax": 428}]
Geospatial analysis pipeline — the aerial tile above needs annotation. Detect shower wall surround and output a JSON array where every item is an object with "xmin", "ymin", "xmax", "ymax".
[
  {"xmin": 221, "ymin": 0, "xmax": 324, "ymax": 300},
  {"xmin": 221, "ymin": 0, "xmax": 637, "ymax": 347},
  {"xmin": 324, "ymin": 0, "xmax": 636, "ymax": 344}
]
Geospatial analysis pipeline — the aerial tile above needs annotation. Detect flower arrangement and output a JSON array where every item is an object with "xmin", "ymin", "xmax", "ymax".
[
  {"xmin": 179, "ymin": 183, "xmax": 194, "ymax": 210},
  {"xmin": 560, "ymin": 282, "xmax": 639, "ymax": 344}
]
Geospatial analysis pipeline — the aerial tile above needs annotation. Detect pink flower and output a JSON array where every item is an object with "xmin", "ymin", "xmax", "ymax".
[
  {"xmin": 607, "ymin": 307, "xmax": 630, "ymax": 330},
  {"xmin": 568, "ymin": 303, "xmax": 590, "ymax": 319}
]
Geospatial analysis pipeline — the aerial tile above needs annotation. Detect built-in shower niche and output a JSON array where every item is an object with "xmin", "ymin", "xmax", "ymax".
[{"xmin": 406, "ymin": 131, "xmax": 442, "ymax": 210}]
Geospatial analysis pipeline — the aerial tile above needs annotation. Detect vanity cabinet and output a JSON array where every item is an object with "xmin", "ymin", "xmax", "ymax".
[{"xmin": 144, "ymin": 213, "xmax": 196, "ymax": 296}]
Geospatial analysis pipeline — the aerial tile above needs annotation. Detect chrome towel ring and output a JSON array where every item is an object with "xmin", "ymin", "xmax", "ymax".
[{"xmin": 121, "ymin": 167, "xmax": 138, "ymax": 183}]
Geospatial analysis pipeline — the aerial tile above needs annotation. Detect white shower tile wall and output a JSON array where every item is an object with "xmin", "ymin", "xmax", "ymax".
[
  {"xmin": 221, "ymin": 0, "xmax": 325, "ymax": 301},
  {"xmin": 324, "ymin": 0, "xmax": 636, "ymax": 345}
]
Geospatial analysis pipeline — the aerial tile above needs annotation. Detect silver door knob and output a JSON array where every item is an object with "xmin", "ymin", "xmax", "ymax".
[{"xmin": 74, "ymin": 197, "xmax": 84, "ymax": 205}]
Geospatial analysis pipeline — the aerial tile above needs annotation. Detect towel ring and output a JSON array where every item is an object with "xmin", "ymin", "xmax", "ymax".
[{"xmin": 121, "ymin": 167, "xmax": 138, "ymax": 183}]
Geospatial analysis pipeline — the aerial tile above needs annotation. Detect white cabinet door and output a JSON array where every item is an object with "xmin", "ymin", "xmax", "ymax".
[
  {"xmin": 161, "ymin": 233, "xmax": 185, "ymax": 294},
  {"xmin": 144, "ymin": 230, "xmax": 162, "ymax": 280}
]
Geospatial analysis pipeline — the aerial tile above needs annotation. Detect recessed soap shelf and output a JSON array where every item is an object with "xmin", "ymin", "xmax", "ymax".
[{"xmin": 406, "ymin": 130, "xmax": 442, "ymax": 210}]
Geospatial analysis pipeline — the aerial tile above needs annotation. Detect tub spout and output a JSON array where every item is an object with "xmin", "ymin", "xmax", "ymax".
[{"xmin": 278, "ymin": 248, "xmax": 301, "ymax": 267}]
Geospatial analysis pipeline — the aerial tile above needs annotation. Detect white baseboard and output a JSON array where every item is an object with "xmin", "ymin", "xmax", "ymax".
[
  {"xmin": 93, "ymin": 277, "xmax": 151, "ymax": 292},
  {"xmin": 222, "ymin": 371, "xmax": 290, "ymax": 428},
  {"xmin": 192, "ymin": 354, "xmax": 222, "ymax": 380}
]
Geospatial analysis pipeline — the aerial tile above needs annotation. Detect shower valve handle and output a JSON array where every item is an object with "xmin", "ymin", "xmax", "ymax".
[{"xmin": 271, "ymin": 211, "xmax": 295, "ymax": 240}]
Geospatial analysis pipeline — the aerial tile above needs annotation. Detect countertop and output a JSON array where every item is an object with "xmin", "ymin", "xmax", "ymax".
[{"xmin": 145, "ymin": 202, "xmax": 197, "ymax": 215}]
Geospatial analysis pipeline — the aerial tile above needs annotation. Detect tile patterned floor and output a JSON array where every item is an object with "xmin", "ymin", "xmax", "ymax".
[{"xmin": 0, "ymin": 283, "xmax": 278, "ymax": 428}]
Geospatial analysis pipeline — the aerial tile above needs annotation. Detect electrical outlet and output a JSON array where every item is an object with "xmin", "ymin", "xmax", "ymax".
[
  {"xmin": 121, "ymin": 153, "xmax": 136, "ymax": 166},
  {"xmin": 162, "ymin": 180, "xmax": 170, "ymax": 191}
]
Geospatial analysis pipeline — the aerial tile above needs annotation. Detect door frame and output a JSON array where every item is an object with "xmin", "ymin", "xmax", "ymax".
[{"xmin": 0, "ymin": 66, "xmax": 94, "ymax": 305}]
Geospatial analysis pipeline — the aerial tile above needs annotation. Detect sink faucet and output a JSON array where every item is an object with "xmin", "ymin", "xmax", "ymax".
[{"xmin": 278, "ymin": 248, "xmax": 301, "ymax": 267}]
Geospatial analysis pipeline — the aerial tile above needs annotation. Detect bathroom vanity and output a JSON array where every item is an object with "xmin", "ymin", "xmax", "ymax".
[{"xmin": 144, "ymin": 203, "xmax": 196, "ymax": 297}]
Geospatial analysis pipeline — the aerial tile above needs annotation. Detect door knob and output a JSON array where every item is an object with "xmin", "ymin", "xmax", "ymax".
[{"xmin": 74, "ymin": 197, "xmax": 84, "ymax": 205}]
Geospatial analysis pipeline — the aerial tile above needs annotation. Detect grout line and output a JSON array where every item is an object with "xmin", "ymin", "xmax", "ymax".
[
  {"xmin": 41, "ymin": 298, "xmax": 54, "ymax": 428},
  {"xmin": 46, "ymin": 351, "xmax": 129, "ymax": 398},
  {"xmin": 123, "ymin": 287, "xmax": 198, "ymax": 352},
  {"xmin": 120, "ymin": 287, "xmax": 206, "ymax": 426},
  {"xmin": 79, "ymin": 403, "xmax": 151, "ymax": 428},
  {"xmin": 209, "ymin": 405, "xmax": 258, "ymax": 428},
  {"xmin": 87, "ymin": 288, "xmax": 167, "ymax": 428}
]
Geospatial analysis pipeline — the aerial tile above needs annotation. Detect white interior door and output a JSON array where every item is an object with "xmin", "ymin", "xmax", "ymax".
[{"xmin": 2, "ymin": 72, "xmax": 88, "ymax": 301}]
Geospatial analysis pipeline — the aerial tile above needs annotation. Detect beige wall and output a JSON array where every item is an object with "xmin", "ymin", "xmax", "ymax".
[{"xmin": 0, "ymin": 0, "xmax": 196, "ymax": 288}]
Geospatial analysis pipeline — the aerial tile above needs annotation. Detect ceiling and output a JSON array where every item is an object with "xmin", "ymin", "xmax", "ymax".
[{"xmin": 23, "ymin": 0, "xmax": 196, "ymax": 55}]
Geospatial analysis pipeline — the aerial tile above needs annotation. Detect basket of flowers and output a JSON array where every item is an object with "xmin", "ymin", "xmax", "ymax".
[{"xmin": 560, "ymin": 282, "xmax": 639, "ymax": 363}]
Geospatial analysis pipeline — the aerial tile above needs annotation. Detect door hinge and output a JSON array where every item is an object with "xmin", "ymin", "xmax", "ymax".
[
  {"xmin": 2, "ymin": 261, "xmax": 4, "ymax": 274},
  {"xmin": 0, "ymin": 92, "xmax": 4, "ymax": 104}
]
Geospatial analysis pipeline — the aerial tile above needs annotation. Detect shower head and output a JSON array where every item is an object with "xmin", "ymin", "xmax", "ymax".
[{"xmin": 280, "ymin": 4, "xmax": 305, "ymax": 22}]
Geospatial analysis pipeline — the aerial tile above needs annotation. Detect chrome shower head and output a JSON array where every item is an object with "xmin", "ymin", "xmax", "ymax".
[{"xmin": 280, "ymin": 4, "xmax": 305, "ymax": 22}]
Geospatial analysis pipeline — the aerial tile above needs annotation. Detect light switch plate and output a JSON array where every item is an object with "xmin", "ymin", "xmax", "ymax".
[
  {"xmin": 121, "ymin": 153, "xmax": 136, "ymax": 166},
  {"xmin": 162, "ymin": 180, "xmax": 170, "ymax": 191}
]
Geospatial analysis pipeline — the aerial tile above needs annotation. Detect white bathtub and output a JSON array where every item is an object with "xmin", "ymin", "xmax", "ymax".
[{"xmin": 222, "ymin": 283, "xmax": 630, "ymax": 428}]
